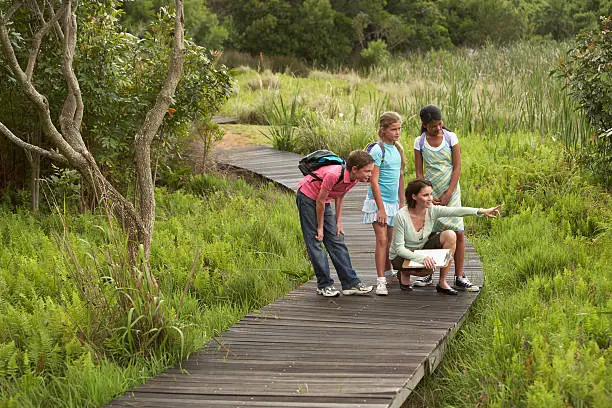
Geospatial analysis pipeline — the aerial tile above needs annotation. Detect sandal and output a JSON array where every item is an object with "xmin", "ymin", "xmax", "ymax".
[{"xmin": 398, "ymin": 270, "xmax": 413, "ymax": 291}]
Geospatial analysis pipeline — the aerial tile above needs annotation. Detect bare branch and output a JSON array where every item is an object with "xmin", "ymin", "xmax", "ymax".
[
  {"xmin": 60, "ymin": 0, "xmax": 83, "ymax": 131},
  {"xmin": 26, "ymin": 3, "xmax": 66, "ymax": 80},
  {"xmin": 0, "ymin": 19, "xmax": 81, "ymax": 163},
  {"xmin": 34, "ymin": 0, "xmax": 64, "ymax": 42},
  {"xmin": 134, "ymin": 0, "xmax": 186, "ymax": 259},
  {"xmin": 1, "ymin": 1, "xmax": 23, "ymax": 23},
  {"xmin": 31, "ymin": 0, "xmax": 45, "ymax": 23},
  {"xmin": 0, "ymin": 120, "xmax": 67, "ymax": 163},
  {"xmin": 46, "ymin": 0, "xmax": 64, "ymax": 41}
]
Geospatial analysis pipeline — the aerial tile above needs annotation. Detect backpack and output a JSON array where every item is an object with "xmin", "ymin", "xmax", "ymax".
[
  {"xmin": 364, "ymin": 141, "xmax": 385, "ymax": 164},
  {"xmin": 417, "ymin": 129, "xmax": 454, "ymax": 153},
  {"xmin": 298, "ymin": 149, "xmax": 345, "ymax": 183}
]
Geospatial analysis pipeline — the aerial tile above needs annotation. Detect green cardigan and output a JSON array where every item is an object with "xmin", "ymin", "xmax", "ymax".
[{"xmin": 390, "ymin": 205, "xmax": 480, "ymax": 263}]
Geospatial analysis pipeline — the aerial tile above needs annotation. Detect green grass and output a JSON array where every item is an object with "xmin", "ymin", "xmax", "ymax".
[
  {"xmin": 3, "ymin": 39, "xmax": 610, "ymax": 407},
  {"xmin": 0, "ymin": 175, "xmax": 311, "ymax": 407},
  {"xmin": 221, "ymin": 41, "xmax": 594, "ymax": 157},
  {"xmin": 221, "ymin": 65, "xmax": 611, "ymax": 405},
  {"xmin": 404, "ymin": 131, "xmax": 611, "ymax": 407}
]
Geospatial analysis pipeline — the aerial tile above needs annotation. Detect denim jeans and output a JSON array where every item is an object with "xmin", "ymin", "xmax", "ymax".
[{"xmin": 296, "ymin": 190, "xmax": 361, "ymax": 290}]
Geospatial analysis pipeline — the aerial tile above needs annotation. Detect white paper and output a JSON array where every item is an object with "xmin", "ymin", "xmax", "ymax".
[{"xmin": 403, "ymin": 249, "xmax": 451, "ymax": 268}]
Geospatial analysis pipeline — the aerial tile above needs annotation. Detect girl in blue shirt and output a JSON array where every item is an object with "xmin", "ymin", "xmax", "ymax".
[{"xmin": 362, "ymin": 111, "xmax": 406, "ymax": 295}]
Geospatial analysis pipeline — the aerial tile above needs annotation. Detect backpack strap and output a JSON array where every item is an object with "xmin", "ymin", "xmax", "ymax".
[
  {"xmin": 336, "ymin": 165, "xmax": 345, "ymax": 185},
  {"xmin": 418, "ymin": 129, "xmax": 454, "ymax": 153},
  {"xmin": 365, "ymin": 141, "xmax": 386, "ymax": 164},
  {"xmin": 309, "ymin": 164, "xmax": 346, "ymax": 185},
  {"xmin": 378, "ymin": 141, "xmax": 385, "ymax": 164}
]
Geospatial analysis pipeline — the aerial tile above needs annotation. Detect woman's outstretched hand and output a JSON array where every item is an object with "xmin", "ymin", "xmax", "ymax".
[{"xmin": 479, "ymin": 205, "xmax": 502, "ymax": 218}]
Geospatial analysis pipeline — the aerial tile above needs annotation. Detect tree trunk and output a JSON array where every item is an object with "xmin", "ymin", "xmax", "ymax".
[
  {"xmin": 0, "ymin": 0, "xmax": 186, "ymax": 272},
  {"xmin": 26, "ymin": 130, "xmax": 41, "ymax": 212},
  {"xmin": 30, "ymin": 151, "xmax": 40, "ymax": 212}
]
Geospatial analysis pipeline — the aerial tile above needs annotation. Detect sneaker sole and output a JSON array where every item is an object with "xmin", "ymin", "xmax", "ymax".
[
  {"xmin": 455, "ymin": 286, "xmax": 480, "ymax": 292},
  {"xmin": 343, "ymin": 289, "xmax": 373, "ymax": 296},
  {"xmin": 412, "ymin": 281, "xmax": 432, "ymax": 287},
  {"xmin": 316, "ymin": 290, "xmax": 340, "ymax": 297}
]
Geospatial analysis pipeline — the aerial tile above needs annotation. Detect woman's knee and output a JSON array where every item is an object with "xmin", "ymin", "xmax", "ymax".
[{"xmin": 440, "ymin": 230, "xmax": 457, "ymax": 249}]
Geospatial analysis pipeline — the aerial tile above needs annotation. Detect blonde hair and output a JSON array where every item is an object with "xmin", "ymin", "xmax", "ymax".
[{"xmin": 378, "ymin": 111, "xmax": 406, "ymax": 169}]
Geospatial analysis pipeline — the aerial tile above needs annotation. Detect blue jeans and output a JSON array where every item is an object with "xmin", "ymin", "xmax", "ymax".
[{"xmin": 296, "ymin": 190, "xmax": 361, "ymax": 290}]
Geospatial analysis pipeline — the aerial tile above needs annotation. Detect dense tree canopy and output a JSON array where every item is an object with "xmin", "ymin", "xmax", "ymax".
[
  {"xmin": 1, "ymin": 1, "xmax": 231, "ymax": 197},
  {"xmin": 119, "ymin": 0, "xmax": 611, "ymax": 66}
]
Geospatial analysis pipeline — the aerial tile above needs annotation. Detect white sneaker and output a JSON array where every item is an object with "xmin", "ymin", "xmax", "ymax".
[
  {"xmin": 342, "ymin": 282, "xmax": 373, "ymax": 295},
  {"xmin": 375, "ymin": 278, "xmax": 388, "ymax": 296},
  {"xmin": 316, "ymin": 286, "xmax": 340, "ymax": 297}
]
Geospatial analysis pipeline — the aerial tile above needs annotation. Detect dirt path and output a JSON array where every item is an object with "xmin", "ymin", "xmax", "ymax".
[
  {"xmin": 186, "ymin": 123, "xmax": 269, "ymax": 171},
  {"xmin": 215, "ymin": 128, "xmax": 253, "ymax": 148},
  {"xmin": 215, "ymin": 124, "xmax": 269, "ymax": 148}
]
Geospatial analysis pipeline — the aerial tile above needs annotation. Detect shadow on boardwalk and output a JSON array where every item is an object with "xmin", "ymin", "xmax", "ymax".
[{"xmin": 107, "ymin": 146, "xmax": 483, "ymax": 408}]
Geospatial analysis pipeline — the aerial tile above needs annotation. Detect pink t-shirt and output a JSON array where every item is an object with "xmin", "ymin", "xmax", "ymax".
[{"xmin": 297, "ymin": 165, "xmax": 358, "ymax": 203}]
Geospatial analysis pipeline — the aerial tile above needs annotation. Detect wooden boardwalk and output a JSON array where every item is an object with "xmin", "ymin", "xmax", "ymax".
[{"xmin": 107, "ymin": 146, "xmax": 484, "ymax": 408}]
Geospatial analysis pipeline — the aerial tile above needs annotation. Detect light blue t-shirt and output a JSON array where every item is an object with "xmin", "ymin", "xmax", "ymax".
[{"xmin": 367, "ymin": 142, "xmax": 401, "ymax": 203}]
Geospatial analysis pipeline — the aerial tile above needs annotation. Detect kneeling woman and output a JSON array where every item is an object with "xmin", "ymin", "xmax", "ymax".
[{"xmin": 390, "ymin": 179, "xmax": 500, "ymax": 295}]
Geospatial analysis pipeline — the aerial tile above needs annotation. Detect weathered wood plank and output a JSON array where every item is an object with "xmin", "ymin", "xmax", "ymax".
[{"xmin": 105, "ymin": 146, "xmax": 484, "ymax": 407}]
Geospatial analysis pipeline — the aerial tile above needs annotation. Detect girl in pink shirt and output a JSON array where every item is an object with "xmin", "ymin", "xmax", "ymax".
[{"xmin": 296, "ymin": 150, "xmax": 375, "ymax": 297}]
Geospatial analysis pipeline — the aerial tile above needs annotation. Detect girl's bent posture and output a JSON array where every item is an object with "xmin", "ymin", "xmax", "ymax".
[{"xmin": 297, "ymin": 150, "xmax": 375, "ymax": 297}]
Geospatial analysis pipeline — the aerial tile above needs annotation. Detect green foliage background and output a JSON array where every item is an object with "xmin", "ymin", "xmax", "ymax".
[
  {"xmin": 1, "ymin": 1, "xmax": 611, "ymax": 407},
  {"xmin": 219, "ymin": 43, "xmax": 611, "ymax": 407},
  {"xmin": 0, "ymin": 0, "xmax": 232, "ymax": 195},
  {"xmin": 0, "ymin": 177, "xmax": 311, "ymax": 407},
  {"xmin": 121, "ymin": 0, "xmax": 612, "ymax": 66},
  {"xmin": 408, "ymin": 131, "xmax": 611, "ymax": 408},
  {"xmin": 558, "ymin": 16, "xmax": 612, "ymax": 187}
]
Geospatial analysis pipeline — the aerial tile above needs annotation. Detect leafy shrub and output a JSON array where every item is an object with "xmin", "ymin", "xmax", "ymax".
[
  {"xmin": 360, "ymin": 40, "xmax": 391, "ymax": 70},
  {"xmin": 575, "ymin": 130, "xmax": 612, "ymax": 190},
  {"xmin": 186, "ymin": 118, "xmax": 225, "ymax": 172},
  {"xmin": 557, "ymin": 16, "xmax": 612, "ymax": 188},
  {"xmin": 42, "ymin": 167, "xmax": 83, "ymax": 209},
  {"xmin": 263, "ymin": 94, "xmax": 307, "ymax": 151}
]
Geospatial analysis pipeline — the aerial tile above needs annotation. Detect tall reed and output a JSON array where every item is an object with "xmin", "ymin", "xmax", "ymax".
[
  {"xmin": 368, "ymin": 41, "xmax": 593, "ymax": 145},
  {"xmin": 225, "ymin": 40, "xmax": 593, "ymax": 155}
]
